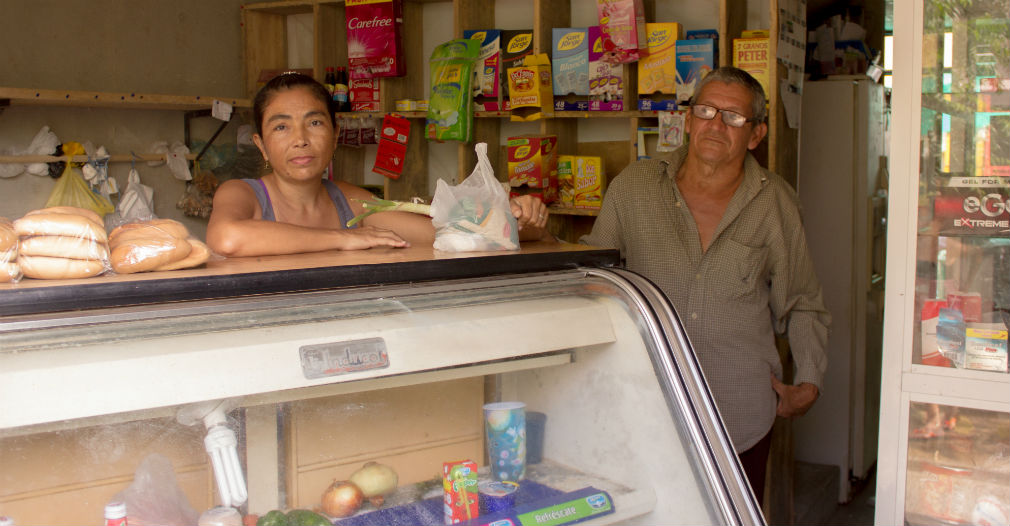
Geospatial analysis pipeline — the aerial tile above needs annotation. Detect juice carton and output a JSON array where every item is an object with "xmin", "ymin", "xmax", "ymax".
[
  {"xmin": 588, "ymin": 26, "xmax": 624, "ymax": 110},
  {"xmin": 462, "ymin": 29, "xmax": 500, "ymax": 101},
  {"xmin": 346, "ymin": 0, "xmax": 405, "ymax": 79},
  {"xmin": 442, "ymin": 460, "xmax": 479, "ymax": 524},
  {"xmin": 557, "ymin": 155, "xmax": 575, "ymax": 207},
  {"xmin": 595, "ymin": 0, "xmax": 647, "ymax": 64},
  {"xmin": 507, "ymin": 54, "xmax": 553, "ymax": 121},
  {"xmin": 573, "ymin": 156, "xmax": 605, "ymax": 209},
  {"xmin": 637, "ymin": 23, "xmax": 683, "ymax": 95},
  {"xmin": 507, "ymin": 135, "xmax": 558, "ymax": 190},
  {"xmin": 552, "ymin": 28, "xmax": 590, "ymax": 96},
  {"xmin": 675, "ymin": 38, "xmax": 716, "ymax": 104},
  {"xmin": 500, "ymin": 30, "xmax": 535, "ymax": 99},
  {"xmin": 733, "ymin": 36, "xmax": 771, "ymax": 98}
]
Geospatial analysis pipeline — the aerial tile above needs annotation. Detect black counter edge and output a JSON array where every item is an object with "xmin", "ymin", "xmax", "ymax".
[{"xmin": 0, "ymin": 248, "xmax": 620, "ymax": 317}]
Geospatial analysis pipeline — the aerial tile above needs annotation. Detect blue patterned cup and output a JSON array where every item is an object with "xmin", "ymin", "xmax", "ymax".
[{"xmin": 483, "ymin": 401, "xmax": 526, "ymax": 482}]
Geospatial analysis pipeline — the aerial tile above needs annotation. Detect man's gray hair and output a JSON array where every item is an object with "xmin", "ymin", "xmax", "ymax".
[{"xmin": 690, "ymin": 66, "xmax": 767, "ymax": 122}]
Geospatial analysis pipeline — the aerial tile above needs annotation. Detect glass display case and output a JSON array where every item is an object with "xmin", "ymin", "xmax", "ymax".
[
  {"xmin": 0, "ymin": 247, "xmax": 764, "ymax": 526},
  {"xmin": 878, "ymin": 0, "xmax": 1009, "ymax": 523}
]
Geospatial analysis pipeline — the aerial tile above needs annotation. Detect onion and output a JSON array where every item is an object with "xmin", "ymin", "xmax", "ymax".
[
  {"xmin": 321, "ymin": 480, "xmax": 364, "ymax": 518},
  {"xmin": 349, "ymin": 462, "xmax": 399, "ymax": 507}
]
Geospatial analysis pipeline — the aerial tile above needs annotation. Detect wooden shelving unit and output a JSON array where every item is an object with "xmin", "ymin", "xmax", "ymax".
[{"xmin": 0, "ymin": 86, "xmax": 251, "ymax": 112}]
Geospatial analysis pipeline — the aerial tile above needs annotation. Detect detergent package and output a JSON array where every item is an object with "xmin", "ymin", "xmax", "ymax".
[{"xmin": 427, "ymin": 39, "xmax": 480, "ymax": 142}]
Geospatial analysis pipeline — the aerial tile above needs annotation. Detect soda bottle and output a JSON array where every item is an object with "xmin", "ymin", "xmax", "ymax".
[
  {"xmin": 104, "ymin": 501, "xmax": 128, "ymax": 526},
  {"xmin": 323, "ymin": 67, "xmax": 337, "ymax": 97},
  {"xmin": 333, "ymin": 67, "xmax": 350, "ymax": 112}
]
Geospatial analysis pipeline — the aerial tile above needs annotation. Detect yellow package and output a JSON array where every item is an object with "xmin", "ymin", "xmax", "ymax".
[
  {"xmin": 637, "ymin": 23, "xmax": 683, "ymax": 95},
  {"xmin": 557, "ymin": 155, "xmax": 575, "ymax": 208},
  {"xmin": 507, "ymin": 53, "xmax": 554, "ymax": 121},
  {"xmin": 573, "ymin": 156, "xmax": 605, "ymax": 209}
]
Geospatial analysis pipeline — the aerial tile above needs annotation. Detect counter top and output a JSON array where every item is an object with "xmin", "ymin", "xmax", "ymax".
[{"xmin": 0, "ymin": 241, "xmax": 619, "ymax": 317}]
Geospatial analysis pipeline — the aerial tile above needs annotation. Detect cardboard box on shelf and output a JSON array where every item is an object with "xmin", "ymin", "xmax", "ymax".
[
  {"xmin": 552, "ymin": 28, "xmax": 590, "ymax": 96},
  {"xmin": 507, "ymin": 54, "xmax": 553, "ymax": 121},
  {"xmin": 733, "ymin": 36, "xmax": 770, "ymax": 99},
  {"xmin": 675, "ymin": 38, "xmax": 716, "ymax": 104},
  {"xmin": 638, "ymin": 22, "xmax": 683, "ymax": 95},
  {"xmin": 588, "ymin": 25, "xmax": 624, "ymax": 110},
  {"xmin": 500, "ymin": 29, "xmax": 535, "ymax": 99},
  {"xmin": 573, "ymin": 156, "xmax": 605, "ymax": 209},
  {"xmin": 346, "ymin": 0, "xmax": 406, "ymax": 79},
  {"xmin": 507, "ymin": 135, "xmax": 558, "ymax": 189},
  {"xmin": 557, "ymin": 155, "xmax": 575, "ymax": 207}
]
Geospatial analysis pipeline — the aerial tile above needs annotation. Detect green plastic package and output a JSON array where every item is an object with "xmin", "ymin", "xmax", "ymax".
[{"xmin": 426, "ymin": 38, "xmax": 480, "ymax": 142}]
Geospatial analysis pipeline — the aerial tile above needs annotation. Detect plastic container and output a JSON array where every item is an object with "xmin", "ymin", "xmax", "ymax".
[
  {"xmin": 197, "ymin": 506, "xmax": 243, "ymax": 526},
  {"xmin": 104, "ymin": 501, "xmax": 128, "ymax": 526}
]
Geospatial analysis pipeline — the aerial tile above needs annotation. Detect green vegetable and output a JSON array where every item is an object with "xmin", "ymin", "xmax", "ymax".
[
  {"xmin": 346, "ymin": 197, "xmax": 432, "ymax": 227},
  {"xmin": 285, "ymin": 509, "xmax": 331, "ymax": 526},
  {"xmin": 256, "ymin": 510, "xmax": 288, "ymax": 526}
]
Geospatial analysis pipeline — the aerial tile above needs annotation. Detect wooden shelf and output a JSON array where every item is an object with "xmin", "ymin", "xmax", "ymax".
[
  {"xmin": 549, "ymin": 206, "xmax": 600, "ymax": 217},
  {"xmin": 0, "ymin": 87, "xmax": 251, "ymax": 111},
  {"xmin": 0, "ymin": 153, "xmax": 198, "ymax": 164}
]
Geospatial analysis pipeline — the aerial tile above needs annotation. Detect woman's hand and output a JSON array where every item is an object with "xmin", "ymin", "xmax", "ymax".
[
  {"xmin": 335, "ymin": 225, "xmax": 410, "ymax": 250},
  {"xmin": 509, "ymin": 195, "xmax": 548, "ymax": 232}
]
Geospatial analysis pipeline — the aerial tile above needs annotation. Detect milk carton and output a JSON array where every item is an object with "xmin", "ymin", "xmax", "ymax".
[
  {"xmin": 638, "ymin": 23, "xmax": 683, "ymax": 95},
  {"xmin": 552, "ymin": 28, "xmax": 589, "ymax": 96},
  {"xmin": 675, "ymin": 38, "xmax": 716, "ymax": 103},
  {"xmin": 346, "ymin": 0, "xmax": 405, "ymax": 79}
]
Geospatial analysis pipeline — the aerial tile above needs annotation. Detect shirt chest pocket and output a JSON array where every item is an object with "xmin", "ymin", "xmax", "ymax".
[{"xmin": 711, "ymin": 238, "xmax": 769, "ymax": 302}]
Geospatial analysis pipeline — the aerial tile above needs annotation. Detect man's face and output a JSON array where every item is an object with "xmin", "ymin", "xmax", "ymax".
[{"xmin": 686, "ymin": 81, "xmax": 768, "ymax": 166}]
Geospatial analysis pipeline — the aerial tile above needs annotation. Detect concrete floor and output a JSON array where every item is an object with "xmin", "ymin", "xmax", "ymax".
[{"xmin": 821, "ymin": 471, "xmax": 876, "ymax": 526}]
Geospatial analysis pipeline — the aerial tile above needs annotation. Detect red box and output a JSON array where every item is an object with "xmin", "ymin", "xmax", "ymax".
[
  {"xmin": 372, "ymin": 114, "xmax": 411, "ymax": 179},
  {"xmin": 350, "ymin": 78, "xmax": 381, "ymax": 103},
  {"xmin": 507, "ymin": 135, "xmax": 557, "ymax": 189},
  {"xmin": 346, "ymin": 0, "xmax": 406, "ymax": 79},
  {"xmin": 442, "ymin": 460, "xmax": 479, "ymax": 524}
]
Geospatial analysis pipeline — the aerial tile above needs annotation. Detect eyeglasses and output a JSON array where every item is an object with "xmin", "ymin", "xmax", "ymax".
[{"xmin": 690, "ymin": 104, "xmax": 758, "ymax": 128}]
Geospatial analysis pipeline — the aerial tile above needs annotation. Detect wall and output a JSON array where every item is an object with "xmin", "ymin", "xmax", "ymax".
[{"xmin": 0, "ymin": 0, "xmax": 247, "ymax": 239}]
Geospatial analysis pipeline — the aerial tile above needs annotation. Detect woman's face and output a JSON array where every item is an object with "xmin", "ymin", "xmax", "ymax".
[{"xmin": 253, "ymin": 86, "xmax": 337, "ymax": 182}]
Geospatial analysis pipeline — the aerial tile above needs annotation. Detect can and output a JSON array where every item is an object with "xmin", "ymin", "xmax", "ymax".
[{"xmin": 479, "ymin": 480, "xmax": 519, "ymax": 514}]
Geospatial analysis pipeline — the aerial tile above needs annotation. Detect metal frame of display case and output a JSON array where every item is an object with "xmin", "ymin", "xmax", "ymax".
[{"xmin": 876, "ymin": 0, "xmax": 1010, "ymax": 523}]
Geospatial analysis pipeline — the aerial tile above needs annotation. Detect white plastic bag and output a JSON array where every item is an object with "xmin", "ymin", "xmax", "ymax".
[
  {"xmin": 430, "ymin": 142, "xmax": 519, "ymax": 252},
  {"xmin": 0, "ymin": 126, "xmax": 60, "ymax": 178},
  {"xmin": 110, "ymin": 453, "xmax": 199, "ymax": 526},
  {"xmin": 106, "ymin": 168, "xmax": 156, "ymax": 230}
]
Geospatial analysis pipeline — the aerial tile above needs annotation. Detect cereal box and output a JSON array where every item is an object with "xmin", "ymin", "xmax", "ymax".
[
  {"xmin": 442, "ymin": 460, "xmax": 479, "ymax": 524},
  {"xmin": 500, "ymin": 29, "xmax": 535, "ymax": 99},
  {"xmin": 552, "ymin": 28, "xmax": 590, "ymax": 96},
  {"xmin": 595, "ymin": 0, "xmax": 647, "ymax": 64},
  {"xmin": 638, "ymin": 23, "xmax": 684, "ymax": 95},
  {"xmin": 733, "ymin": 36, "xmax": 770, "ymax": 98},
  {"xmin": 573, "ymin": 156, "xmax": 605, "ymax": 209},
  {"xmin": 557, "ymin": 155, "xmax": 575, "ymax": 207},
  {"xmin": 588, "ymin": 25, "xmax": 624, "ymax": 110},
  {"xmin": 463, "ymin": 29, "xmax": 502, "ymax": 99},
  {"xmin": 346, "ymin": 0, "xmax": 405, "ymax": 79},
  {"xmin": 675, "ymin": 38, "xmax": 716, "ymax": 104},
  {"xmin": 507, "ymin": 135, "xmax": 558, "ymax": 190},
  {"xmin": 507, "ymin": 54, "xmax": 553, "ymax": 121}
]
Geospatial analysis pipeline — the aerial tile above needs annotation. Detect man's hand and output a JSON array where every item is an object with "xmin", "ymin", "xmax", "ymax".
[{"xmin": 771, "ymin": 375, "xmax": 819, "ymax": 418}]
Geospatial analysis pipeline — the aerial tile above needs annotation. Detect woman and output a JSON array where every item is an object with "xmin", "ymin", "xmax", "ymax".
[{"xmin": 208, "ymin": 73, "xmax": 550, "ymax": 257}]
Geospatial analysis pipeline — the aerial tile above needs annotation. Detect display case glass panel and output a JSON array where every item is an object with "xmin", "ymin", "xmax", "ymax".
[
  {"xmin": 912, "ymin": 0, "xmax": 1009, "ymax": 372},
  {"xmin": 0, "ymin": 270, "xmax": 761, "ymax": 526}
]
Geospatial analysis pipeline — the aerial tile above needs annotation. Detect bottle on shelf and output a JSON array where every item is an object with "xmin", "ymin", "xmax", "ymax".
[
  {"xmin": 324, "ymin": 66, "xmax": 337, "ymax": 97},
  {"xmin": 333, "ymin": 66, "xmax": 350, "ymax": 112},
  {"xmin": 104, "ymin": 501, "xmax": 128, "ymax": 526}
]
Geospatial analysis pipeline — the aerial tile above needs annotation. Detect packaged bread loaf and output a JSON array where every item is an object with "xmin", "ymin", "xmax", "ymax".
[
  {"xmin": 13, "ymin": 206, "xmax": 110, "ymax": 280},
  {"xmin": 109, "ymin": 219, "xmax": 209, "ymax": 273},
  {"xmin": 0, "ymin": 217, "xmax": 22, "ymax": 283}
]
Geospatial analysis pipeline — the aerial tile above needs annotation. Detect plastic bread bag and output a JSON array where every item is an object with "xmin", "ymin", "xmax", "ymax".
[
  {"xmin": 426, "ymin": 38, "xmax": 480, "ymax": 142},
  {"xmin": 109, "ymin": 219, "xmax": 192, "ymax": 274},
  {"xmin": 0, "ymin": 217, "xmax": 22, "ymax": 283},
  {"xmin": 430, "ymin": 142, "xmax": 519, "ymax": 252},
  {"xmin": 12, "ymin": 206, "xmax": 112, "ymax": 280},
  {"xmin": 110, "ymin": 453, "xmax": 199, "ymax": 526}
]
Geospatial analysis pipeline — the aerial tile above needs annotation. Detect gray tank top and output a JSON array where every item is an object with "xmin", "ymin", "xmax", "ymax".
[{"xmin": 242, "ymin": 178, "xmax": 357, "ymax": 229}]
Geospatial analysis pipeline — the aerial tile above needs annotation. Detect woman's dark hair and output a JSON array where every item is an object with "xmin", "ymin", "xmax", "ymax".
[{"xmin": 252, "ymin": 72, "xmax": 336, "ymax": 135}]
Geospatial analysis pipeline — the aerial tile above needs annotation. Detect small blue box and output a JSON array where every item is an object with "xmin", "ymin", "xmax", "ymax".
[
  {"xmin": 552, "ymin": 28, "xmax": 590, "ymax": 96},
  {"xmin": 675, "ymin": 38, "xmax": 716, "ymax": 104}
]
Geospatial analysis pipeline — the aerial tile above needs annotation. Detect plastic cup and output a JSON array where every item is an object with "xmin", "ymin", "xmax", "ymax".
[{"xmin": 483, "ymin": 401, "xmax": 526, "ymax": 482}]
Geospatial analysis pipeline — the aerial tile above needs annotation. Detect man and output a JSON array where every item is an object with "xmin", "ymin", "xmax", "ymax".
[{"xmin": 580, "ymin": 67, "xmax": 829, "ymax": 502}]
